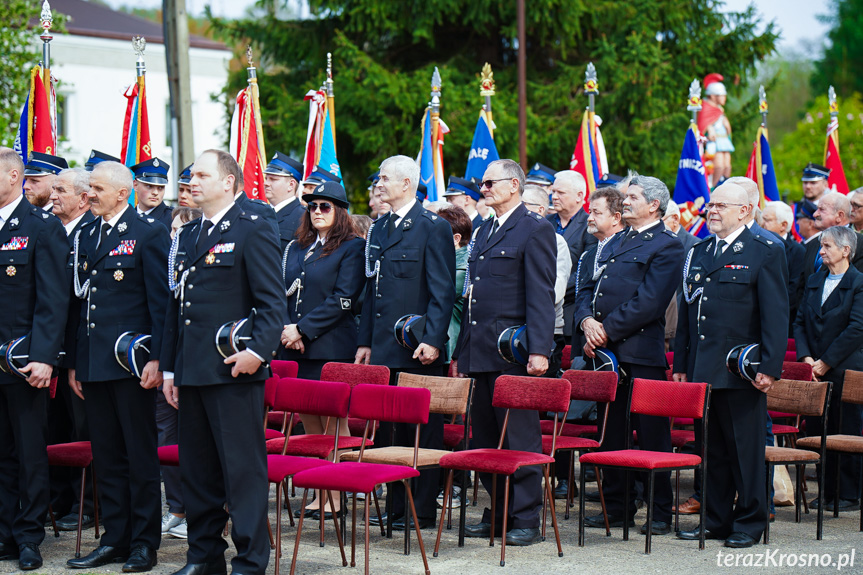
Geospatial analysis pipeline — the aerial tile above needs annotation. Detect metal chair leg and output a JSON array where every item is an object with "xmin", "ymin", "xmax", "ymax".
[
  {"xmin": 434, "ymin": 470, "xmax": 453, "ymax": 557},
  {"xmin": 289, "ymin": 489, "xmax": 309, "ymax": 575},
  {"xmin": 490, "ymin": 474, "xmax": 497, "ymax": 547},
  {"xmin": 326, "ymin": 490, "xmax": 348, "ymax": 566},
  {"xmin": 500, "ymin": 476, "xmax": 510, "ymax": 567},
  {"xmin": 544, "ymin": 464, "xmax": 563, "ymax": 557},
  {"xmin": 275, "ymin": 482, "xmax": 282, "ymax": 575},
  {"xmin": 645, "ymin": 471, "xmax": 655, "ymax": 554},
  {"xmin": 406, "ymin": 482, "xmax": 430, "ymax": 575}
]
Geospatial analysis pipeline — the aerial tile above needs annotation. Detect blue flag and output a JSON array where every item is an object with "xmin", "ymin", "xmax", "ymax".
[
  {"xmin": 319, "ymin": 110, "xmax": 340, "ymax": 178},
  {"xmin": 419, "ymin": 108, "xmax": 438, "ymax": 201},
  {"xmin": 464, "ymin": 111, "xmax": 499, "ymax": 182},
  {"xmin": 673, "ymin": 126, "xmax": 711, "ymax": 238},
  {"xmin": 13, "ymin": 98, "xmax": 30, "ymax": 164},
  {"xmin": 759, "ymin": 131, "xmax": 779, "ymax": 202}
]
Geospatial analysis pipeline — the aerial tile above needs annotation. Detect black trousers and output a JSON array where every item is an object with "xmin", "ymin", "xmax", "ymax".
[
  {"xmin": 599, "ymin": 364, "xmax": 673, "ymax": 523},
  {"xmin": 156, "ymin": 387, "xmax": 184, "ymax": 514},
  {"xmin": 48, "ymin": 370, "xmax": 93, "ymax": 516},
  {"xmin": 0, "ymin": 384, "xmax": 49, "ymax": 546},
  {"xmin": 179, "ymin": 382, "xmax": 269, "ymax": 575},
  {"xmin": 83, "ymin": 379, "xmax": 161, "ymax": 549},
  {"xmin": 705, "ymin": 387, "xmax": 767, "ymax": 539},
  {"xmin": 469, "ymin": 369, "xmax": 543, "ymax": 530},
  {"xmin": 387, "ymin": 365, "xmax": 445, "ymax": 520}
]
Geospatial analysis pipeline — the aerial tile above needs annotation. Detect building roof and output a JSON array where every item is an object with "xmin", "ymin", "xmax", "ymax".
[{"xmin": 41, "ymin": 0, "xmax": 227, "ymax": 51}]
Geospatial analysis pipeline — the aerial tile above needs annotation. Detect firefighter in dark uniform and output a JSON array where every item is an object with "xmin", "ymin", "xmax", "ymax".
[
  {"xmin": 161, "ymin": 150, "xmax": 285, "ymax": 575},
  {"xmin": 453, "ymin": 159, "xmax": 557, "ymax": 547},
  {"xmin": 0, "ymin": 148, "xmax": 69, "ymax": 571},
  {"xmin": 264, "ymin": 152, "xmax": 306, "ymax": 250},
  {"xmin": 132, "ymin": 157, "xmax": 173, "ymax": 229},
  {"xmin": 66, "ymin": 160, "xmax": 170, "ymax": 572},
  {"xmin": 675, "ymin": 182, "xmax": 788, "ymax": 548}
]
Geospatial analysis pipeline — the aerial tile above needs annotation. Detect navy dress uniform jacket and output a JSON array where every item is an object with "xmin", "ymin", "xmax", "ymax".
[
  {"xmin": 571, "ymin": 229, "xmax": 625, "ymax": 351},
  {"xmin": 357, "ymin": 202, "xmax": 455, "ymax": 368},
  {"xmin": 147, "ymin": 201, "xmax": 174, "ymax": 230},
  {"xmin": 0, "ymin": 198, "xmax": 69, "ymax": 383},
  {"xmin": 160, "ymin": 203, "xmax": 286, "ymax": 386},
  {"xmin": 60, "ymin": 211, "xmax": 95, "ymax": 368},
  {"xmin": 276, "ymin": 200, "xmax": 305, "ymax": 249},
  {"xmin": 454, "ymin": 204, "xmax": 557, "ymax": 372},
  {"xmin": 673, "ymin": 227, "xmax": 789, "ymax": 387},
  {"xmin": 574, "ymin": 222, "xmax": 684, "ymax": 368},
  {"xmin": 281, "ymin": 237, "xmax": 365, "ymax": 360},
  {"xmin": 549, "ymin": 210, "xmax": 597, "ymax": 337},
  {"xmin": 236, "ymin": 192, "xmax": 280, "ymax": 239},
  {"xmin": 784, "ymin": 234, "xmax": 806, "ymax": 329},
  {"xmin": 72, "ymin": 208, "xmax": 170, "ymax": 382}
]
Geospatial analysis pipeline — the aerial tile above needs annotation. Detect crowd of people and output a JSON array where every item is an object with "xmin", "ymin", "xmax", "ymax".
[{"xmin": 0, "ymin": 141, "xmax": 861, "ymax": 574}]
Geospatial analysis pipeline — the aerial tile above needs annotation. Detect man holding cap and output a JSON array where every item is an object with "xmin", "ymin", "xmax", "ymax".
[
  {"xmin": 263, "ymin": 152, "xmax": 305, "ymax": 249},
  {"xmin": 801, "ymin": 162, "xmax": 831, "ymax": 205},
  {"xmin": 444, "ymin": 176, "xmax": 483, "ymax": 229},
  {"xmin": 24, "ymin": 151, "xmax": 68, "ymax": 211},
  {"xmin": 132, "ymin": 157, "xmax": 173, "ymax": 229}
]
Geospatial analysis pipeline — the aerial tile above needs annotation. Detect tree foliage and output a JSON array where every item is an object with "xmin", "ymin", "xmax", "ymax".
[
  {"xmin": 811, "ymin": 0, "xmax": 863, "ymax": 98},
  {"xmin": 208, "ymin": 0, "xmax": 776, "ymax": 209}
]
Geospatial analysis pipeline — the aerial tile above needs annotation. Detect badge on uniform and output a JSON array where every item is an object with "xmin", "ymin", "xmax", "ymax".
[
  {"xmin": 109, "ymin": 240, "xmax": 136, "ymax": 256},
  {"xmin": 0, "ymin": 237, "xmax": 28, "ymax": 251},
  {"xmin": 732, "ymin": 241, "xmax": 743, "ymax": 253},
  {"xmin": 340, "ymin": 297, "xmax": 351, "ymax": 310},
  {"xmin": 6, "ymin": 266, "xmax": 16, "ymax": 277},
  {"xmin": 205, "ymin": 253, "xmax": 216, "ymax": 265},
  {"xmin": 403, "ymin": 218, "xmax": 412, "ymax": 229},
  {"xmin": 694, "ymin": 273, "xmax": 701, "ymax": 281},
  {"xmin": 644, "ymin": 232, "xmax": 654, "ymax": 240},
  {"xmin": 211, "ymin": 243, "xmax": 235, "ymax": 254},
  {"xmin": 8, "ymin": 218, "xmax": 18, "ymax": 228},
  {"xmin": 114, "ymin": 270, "xmax": 124, "ymax": 281},
  {"xmin": 117, "ymin": 222, "xmax": 128, "ymax": 233},
  {"xmin": 220, "ymin": 220, "xmax": 231, "ymax": 232}
]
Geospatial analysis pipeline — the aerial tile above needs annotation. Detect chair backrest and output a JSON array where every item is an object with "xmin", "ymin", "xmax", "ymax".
[
  {"xmin": 492, "ymin": 375, "xmax": 571, "ymax": 413},
  {"xmin": 397, "ymin": 373, "xmax": 473, "ymax": 416},
  {"xmin": 843, "ymin": 370, "xmax": 863, "ymax": 405},
  {"xmin": 271, "ymin": 360, "xmax": 299, "ymax": 379},
  {"xmin": 630, "ymin": 379, "xmax": 709, "ymax": 420},
  {"xmin": 781, "ymin": 361, "xmax": 813, "ymax": 382},
  {"xmin": 320, "ymin": 362, "xmax": 390, "ymax": 388},
  {"xmin": 665, "ymin": 351, "xmax": 674, "ymax": 367},
  {"xmin": 272, "ymin": 377, "xmax": 351, "ymax": 418},
  {"xmin": 561, "ymin": 345, "xmax": 572, "ymax": 370},
  {"xmin": 264, "ymin": 374, "xmax": 280, "ymax": 409},
  {"xmin": 784, "ymin": 351, "xmax": 797, "ymax": 362},
  {"xmin": 562, "ymin": 370, "xmax": 617, "ymax": 403},
  {"xmin": 787, "ymin": 338, "xmax": 796, "ymax": 352},
  {"xmin": 766, "ymin": 379, "xmax": 832, "ymax": 417},
  {"xmin": 349, "ymin": 384, "xmax": 431, "ymax": 425}
]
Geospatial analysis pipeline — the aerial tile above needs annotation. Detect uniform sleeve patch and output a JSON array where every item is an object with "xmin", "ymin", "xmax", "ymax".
[{"xmin": 340, "ymin": 297, "xmax": 351, "ymax": 310}]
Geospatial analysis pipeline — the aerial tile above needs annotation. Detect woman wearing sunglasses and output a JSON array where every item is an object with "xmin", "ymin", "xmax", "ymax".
[{"xmin": 280, "ymin": 181, "xmax": 365, "ymax": 518}]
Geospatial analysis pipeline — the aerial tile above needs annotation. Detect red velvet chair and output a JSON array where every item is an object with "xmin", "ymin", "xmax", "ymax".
[
  {"xmin": 542, "ymin": 370, "xmax": 618, "ymax": 520},
  {"xmin": 561, "ymin": 345, "xmax": 573, "ymax": 370},
  {"xmin": 289, "ymin": 384, "xmax": 433, "ymax": 575},
  {"xmin": 268, "ymin": 377, "xmax": 352, "ymax": 575},
  {"xmin": 46, "ymin": 442, "xmax": 100, "ymax": 557},
  {"xmin": 579, "ymin": 378, "xmax": 710, "ymax": 554},
  {"xmin": 319, "ymin": 362, "xmax": 390, "ymax": 439},
  {"xmin": 266, "ymin": 360, "xmax": 299, "ymax": 432},
  {"xmin": 434, "ymin": 375, "xmax": 571, "ymax": 567}
]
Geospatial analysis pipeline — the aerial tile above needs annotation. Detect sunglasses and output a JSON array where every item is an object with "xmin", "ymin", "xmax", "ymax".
[
  {"xmin": 307, "ymin": 201, "xmax": 333, "ymax": 214},
  {"xmin": 479, "ymin": 178, "xmax": 512, "ymax": 189}
]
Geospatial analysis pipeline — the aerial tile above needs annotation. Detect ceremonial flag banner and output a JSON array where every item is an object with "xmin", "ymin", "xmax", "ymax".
[
  {"xmin": 464, "ymin": 109, "xmax": 499, "ymax": 182},
  {"xmin": 121, "ymin": 77, "xmax": 152, "ymax": 206},
  {"xmin": 673, "ymin": 126, "xmax": 711, "ymax": 238},
  {"xmin": 825, "ymin": 118, "xmax": 850, "ymax": 195},
  {"xmin": 569, "ymin": 108, "xmax": 603, "ymax": 195},
  {"xmin": 230, "ymin": 87, "xmax": 267, "ymax": 201},
  {"xmin": 745, "ymin": 125, "xmax": 780, "ymax": 208},
  {"xmin": 319, "ymin": 106, "xmax": 340, "ymax": 179},
  {"xmin": 418, "ymin": 108, "xmax": 448, "ymax": 202},
  {"xmin": 14, "ymin": 66, "xmax": 56, "ymax": 163}
]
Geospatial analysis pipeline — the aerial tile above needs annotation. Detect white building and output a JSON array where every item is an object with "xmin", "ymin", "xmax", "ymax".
[{"xmin": 45, "ymin": 0, "xmax": 231, "ymax": 200}]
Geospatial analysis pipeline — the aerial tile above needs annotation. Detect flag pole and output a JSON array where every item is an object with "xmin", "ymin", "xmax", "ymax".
[
  {"xmin": 480, "ymin": 63, "xmax": 495, "ymax": 138},
  {"xmin": 585, "ymin": 62, "xmax": 598, "ymax": 117},
  {"xmin": 687, "ymin": 78, "xmax": 702, "ymax": 133},
  {"xmin": 326, "ymin": 52, "xmax": 336, "ymax": 153},
  {"xmin": 828, "ymin": 85, "xmax": 839, "ymax": 148},
  {"xmin": 132, "ymin": 36, "xmax": 147, "ymax": 163},
  {"xmin": 430, "ymin": 67, "xmax": 442, "ymax": 187},
  {"xmin": 758, "ymin": 85, "xmax": 768, "ymax": 133},
  {"xmin": 39, "ymin": 0, "xmax": 53, "ymax": 99},
  {"xmin": 247, "ymin": 46, "xmax": 267, "ymax": 165}
]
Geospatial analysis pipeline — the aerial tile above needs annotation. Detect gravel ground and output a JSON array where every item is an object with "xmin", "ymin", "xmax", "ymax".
[{"xmin": 3, "ymin": 473, "xmax": 861, "ymax": 575}]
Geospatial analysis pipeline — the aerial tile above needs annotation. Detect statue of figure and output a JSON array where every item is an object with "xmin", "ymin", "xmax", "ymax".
[{"xmin": 697, "ymin": 73, "xmax": 734, "ymax": 188}]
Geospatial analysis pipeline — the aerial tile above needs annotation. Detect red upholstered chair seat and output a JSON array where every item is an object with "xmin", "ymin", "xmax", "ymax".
[
  {"xmin": 541, "ymin": 435, "xmax": 599, "ymax": 455},
  {"xmin": 443, "ymin": 423, "xmax": 472, "ymax": 447},
  {"xmin": 47, "ymin": 442, "xmax": 93, "ymax": 467},
  {"xmin": 265, "ymin": 435, "xmax": 372, "ymax": 457},
  {"xmin": 581, "ymin": 449, "xmax": 701, "ymax": 470},
  {"xmin": 772, "ymin": 424, "xmax": 800, "ymax": 436},
  {"xmin": 670, "ymin": 429, "xmax": 696, "ymax": 448},
  {"xmin": 158, "ymin": 444, "xmax": 180, "ymax": 466},
  {"xmin": 267, "ymin": 455, "xmax": 332, "ymax": 483},
  {"xmin": 293, "ymin": 462, "xmax": 420, "ymax": 494},
  {"xmin": 539, "ymin": 420, "xmax": 596, "ymax": 437},
  {"xmin": 265, "ymin": 428, "xmax": 285, "ymax": 441},
  {"xmin": 439, "ymin": 448, "xmax": 554, "ymax": 475},
  {"xmin": 673, "ymin": 418, "xmax": 694, "ymax": 426}
]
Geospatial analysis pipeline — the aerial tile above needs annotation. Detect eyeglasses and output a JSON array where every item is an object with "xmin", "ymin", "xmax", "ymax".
[
  {"xmin": 851, "ymin": 202, "xmax": 863, "ymax": 210},
  {"xmin": 705, "ymin": 202, "xmax": 745, "ymax": 212},
  {"xmin": 307, "ymin": 201, "xmax": 333, "ymax": 214},
  {"xmin": 479, "ymin": 178, "xmax": 512, "ymax": 189}
]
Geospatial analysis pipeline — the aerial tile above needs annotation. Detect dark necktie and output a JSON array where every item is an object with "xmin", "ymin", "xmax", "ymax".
[
  {"xmin": 196, "ymin": 220, "xmax": 214, "ymax": 253},
  {"xmin": 98, "ymin": 222, "xmax": 111, "ymax": 250},
  {"xmin": 488, "ymin": 219, "xmax": 500, "ymax": 241},
  {"xmin": 305, "ymin": 241, "xmax": 321, "ymax": 261},
  {"xmin": 713, "ymin": 239, "xmax": 727, "ymax": 261},
  {"xmin": 619, "ymin": 227, "xmax": 637, "ymax": 248}
]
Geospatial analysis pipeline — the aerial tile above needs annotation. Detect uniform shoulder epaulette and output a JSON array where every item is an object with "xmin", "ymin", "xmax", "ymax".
[
  {"xmin": 753, "ymin": 234, "xmax": 777, "ymax": 247},
  {"xmin": 239, "ymin": 211, "xmax": 259, "ymax": 222},
  {"xmin": 421, "ymin": 209, "xmax": 439, "ymax": 222},
  {"xmin": 693, "ymin": 236, "xmax": 713, "ymax": 249},
  {"xmin": 135, "ymin": 214, "xmax": 159, "ymax": 228},
  {"xmin": 528, "ymin": 211, "xmax": 544, "ymax": 222},
  {"xmin": 250, "ymin": 198, "xmax": 269, "ymax": 207},
  {"xmin": 662, "ymin": 227, "xmax": 677, "ymax": 237},
  {"xmin": 26, "ymin": 207, "xmax": 52, "ymax": 225}
]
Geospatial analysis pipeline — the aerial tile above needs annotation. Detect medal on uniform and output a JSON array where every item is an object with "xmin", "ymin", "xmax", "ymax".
[
  {"xmin": 694, "ymin": 273, "xmax": 700, "ymax": 281},
  {"xmin": 6, "ymin": 266, "xmax": 15, "ymax": 277},
  {"xmin": 117, "ymin": 222, "xmax": 128, "ymax": 233},
  {"xmin": 733, "ymin": 241, "xmax": 743, "ymax": 253},
  {"xmin": 114, "ymin": 270, "xmax": 124, "ymax": 281},
  {"xmin": 205, "ymin": 253, "xmax": 216, "ymax": 265}
]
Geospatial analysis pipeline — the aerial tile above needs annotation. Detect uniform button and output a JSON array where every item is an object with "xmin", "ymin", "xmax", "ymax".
[
  {"xmin": 471, "ymin": 321, "xmax": 477, "ymax": 325},
  {"xmin": 272, "ymin": 351, "xmax": 277, "ymax": 357},
  {"xmin": 474, "ymin": 276, "xmax": 480, "ymax": 281},
  {"xmin": 90, "ymin": 304, "xmax": 96, "ymax": 310},
  {"xmin": 706, "ymin": 278, "xmax": 711, "ymax": 283},
  {"xmin": 376, "ymin": 313, "xmax": 381, "ymax": 318},
  {"xmin": 297, "ymin": 313, "xmax": 302, "ymax": 317},
  {"xmin": 699, "ymin": 335, "xmax": 705, "ymax": 340},
  {"xmin": 185, "ymin": 302, "xmax": 191, "ymax": 308},
  {"xmin": 603, "ymin": 275, "xmax": 608, "ymax": 279},
  {"xmin": 190, "ymin": 266, "xmax": 196, "ymax": 272},
  {"xmin": 91, "ymin": 270, "xmax": 97, "ymax": 276},
  {"xmin": 91, "ymin": 287, "xmax": 97, "ymax": 293},
  {"xmin": 376, "ymin": 294, "xmax": 382, "ymax": 299},
  {"xmin": 633, "ymin": 257, "xmax": 637, "ymax": 261},
  {"xmin": 700, "ymin": 315, "xmax": 706, "ymax": 321},
  {"xmin": 732, "ymin": 276, "xmax": 736, "ymax": 280},
  {"xmin": 610, "ymin": 259, "xmax": 615, "ymax": 263},
  {"xmin": 598, "ymin": 293, "xmax": 603, "ymax": 297},
  {"xmin": 185, "ymin": 319, "xmax": 191, "ymax": 325},
  {"xmin": 471, "ymin": 299, "xmax": 476, "ymax": 304},
  {"xmin": 703, "ymin": 296, "xmax": 708, "ymax": 301},
  {"xmin": 597, "ymin": 312, "xmax": 602, "ymax": 317},
  {"xmin": 188, "ymin": 284, "xmax": 193, "ymax": 289},
  {"xmin": 298, "ymin": 299, "xmax": 302, "ymax": 303},
  {"xmin": 301, "ymin": 272, "xmax": 305, "ymax": 276},
  {"xmin": 380, "ymin": 255, "xmax": 385, "ymax": 260},
  {"xmin": 116, "ymin": 262, "xmax": 121, "ymax": 266},
  {"xmin": 640, "ymin": 328, "xmax": 644, "ymax": 332},
  {"xmin": 89, "ymin": 323, "xmax": 95, "ymax": 329},
  {"xmin": 479, "ymin": 256, "xmax": 484, "ymax": 260},
  {"xmin": 401, "ymin": 254, "xmax": 406, "ymax": 258}
]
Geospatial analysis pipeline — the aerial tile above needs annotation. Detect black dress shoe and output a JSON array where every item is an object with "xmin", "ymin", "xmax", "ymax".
[
  {"xmin": 0, "ymin": 541, "xmax": 18, "ymax": 561},
  {"xmin": 293, "ymin": 508, "xmax": 318, "ymax": 519},
  {"xmin": 67, "ymin": 545, "xmax": 130, "ymax": 569},
  {"xmin": 170, "ymin": 559, "xmax": 227, "ymax": 575},
  {"xmin": 392, "ymin": 515, "xmax": 435, "ymax": 531},
  {"xmin": 18, "ymin": 544, "xmax": 42, "ymax": 571},
  {"xmin": 123, "ymin": 545, "xmax": 157, "ymax": 572},
  {"xmin": 583, "ymin": 468, "xmax": 597, "ymax": 482},
  {"xmin": 677, "ymin": 526, "xmax": 725, "ymax": 541},
  {"xmin": 57, "ymin": 513, "xmax": 96, "ymax": 531},
  {"xmin": 553, "ymin": 483, "xmax": 569, "ymax": 499},
  {"xmin": 812, "ymin": 498, "xmax": 861, "ymax": 512},
  {"xmin": 725, "ymin": 532, "xmax": 757, "ymax": 548},
  {"xmin": 584, "ymin": 513, "xmax": 635, "ymax": 529},
  {"xmin": 639, "ymin": 520, "xmax": 671, "ymax": 535},
  {"xmin": 505, "ymin": 528, "xmax": 541, "ymax": 546},
  {"xmin": 584, "ymin": 491, "xmax": 601, "ymax": 502},
  {"xmin": 369, "ymin": 513, "xmax": 400, "ymax": 527},
  {"xmin": 464, "ymin": 522, "xmax": 493, "ymax": 538}
]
